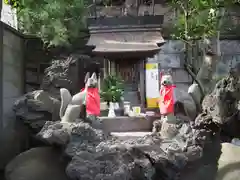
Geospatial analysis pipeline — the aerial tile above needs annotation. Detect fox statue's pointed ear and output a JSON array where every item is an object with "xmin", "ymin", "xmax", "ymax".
[
  {"xmin": 91, "ymin": 72, "xmax": 97, "ymax": 80},
  {"xmin": 84, "ymin": 72, "xmax": 90, "ymax": 83},
  {"xmin": 167, "ymin": 69, "xmax": 173, "ymax": 75}
]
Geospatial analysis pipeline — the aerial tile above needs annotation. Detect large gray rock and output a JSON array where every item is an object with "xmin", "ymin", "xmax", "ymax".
[
  {"xmin": 37, "ymin": 120, "xmax": 105, "ymax": 147},
  {"xmin": 202, "ymin": 70, "xmax": 240, "ymax": 125},
  {"xmin": 5, "ymin": 147, "xmax": 70, "ymax": 180},
  {"xmin": 40, "ymin": 57, "xmax": 79, "ymax": 98},
  {"xmin": 216, "ymin": 143, "xmax": 240, "ymax": 180},
  {"xmin": 66, "ymin": 147, "xmax": 155, "ymax": 180},
  {"xmin": 37, "ymin": 121, "xmax": 71, "ymax": 145},
  {"xmin": 174, "ymin": 88, "xmax": 197, "ymax": 120},
  {"xmin": 36, "ymin": 112, "xmax": 219, "ymax": 180},
  {"xmin": 13, "ymin": 90, "xmax": 60, "ymax": 132},
  {"xmin": 201, "ymin": 72, "xmax": 240, "ymax": 138},
  {"xmin": 0, "ymin": 126, "xmax": 29, "ymax": 170},
  {"xmin": 33, "ymin": 71, "xmax": 240, "ymax": 180}
]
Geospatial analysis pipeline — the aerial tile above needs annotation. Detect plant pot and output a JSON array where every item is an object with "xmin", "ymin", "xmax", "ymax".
[
  {"xmin": 101, "ymin": 109, "xmax": 109, "ymax": 116},
  {"xmin": 113, "ymin": 102, "xmax": 120, "ymax": 109},
  {"xmin": 114, "ymin": 108, "xmax": 124, "ymax": 116},
  {"xmin": 108, "ymin": 102, "xmax": 116, "ymax": 117}
]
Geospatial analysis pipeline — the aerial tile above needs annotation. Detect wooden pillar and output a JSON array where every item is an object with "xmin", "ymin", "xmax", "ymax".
[
  {"xmin": 0, "ymin": 21, "xmax": 3, "ymax": 129},
  {"xmin": 98, "ymin": 71, "xmax": 101, "ymax": 90},
  {"xmin": 110, "ymin": 60, "xmax": 116, "ymax": 75},
  {"xmin": 103, "ymin": 59, "xmax": 108, "ymax": 78},
  {"xmin": 139, "ymin": 59, "xmax": 146, "ymax": 108}
]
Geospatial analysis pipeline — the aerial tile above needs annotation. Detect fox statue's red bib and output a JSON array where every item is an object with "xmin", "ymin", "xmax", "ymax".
[
  {"xmin": 80, "ymin": 87, "xmax": 100, "ymax": 116},
  {"xmin": 159, "ymin": 72, "xmax": 176, "ymax": 115}
]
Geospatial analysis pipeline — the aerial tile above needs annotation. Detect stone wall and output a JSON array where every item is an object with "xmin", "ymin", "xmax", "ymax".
[
  {"xmin": 89, "ymin": 4, "xmax": 173, "ymax": 23},
  {"xmin": 0, "ymin": 22, "xmax": 27, "ymax": 170},
  {"xmin": 146, "ymin": 40, "xmax": 192, "ymax": 91},
  {"xmin": 146, "ymin": 40, "xmax": 240, "ymax": 91},
  {"xmin": 215, "ymin": 40, "xmax": 240, "ymax": 77},
  {"xmin": 1, "ymin": 23, "xmax": 24, "ymax": 128}
]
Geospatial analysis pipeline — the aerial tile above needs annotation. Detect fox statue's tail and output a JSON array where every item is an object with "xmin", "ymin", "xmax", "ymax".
[{"xmin": 59, "ymin": 88, "xmax": 72, "ymax": 119}]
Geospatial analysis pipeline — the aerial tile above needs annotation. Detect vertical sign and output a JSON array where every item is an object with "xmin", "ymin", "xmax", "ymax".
[{"xmin": 145, "ymin": 63, "xmax": 159, "ymax": 108}]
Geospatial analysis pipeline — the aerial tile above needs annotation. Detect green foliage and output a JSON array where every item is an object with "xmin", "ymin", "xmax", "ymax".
[
  {"xmin": 100, "ymin": 75, "xmax": 124, "ymax": 103},
  {"xmin": 167, "ymin": 0, "xmax": 239, "ymax": 40},
  {"xmin": 5, "ymin": 0, "xmax": 88, "ymax": 47},
  {"xmin": 4, "ymin": 0, "xmax": 20, "ymax": 8}
]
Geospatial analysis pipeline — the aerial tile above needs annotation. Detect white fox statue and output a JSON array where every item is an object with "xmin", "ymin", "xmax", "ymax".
[{"xmin": 59, "ymin": 72, "xmax": 98, "ymax": 123}]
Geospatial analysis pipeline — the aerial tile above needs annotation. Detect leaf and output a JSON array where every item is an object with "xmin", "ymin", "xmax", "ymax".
[
  {"xmin": 100, "ymin": 75, "xmax": 124, "ymax": 102},
  {"xmin": 168, "ymin": 0, "xmax": 237, "ymax": 40},
  {"xmin": 7, "ymin": 0, "xmax": 88, "ymax": 47}
]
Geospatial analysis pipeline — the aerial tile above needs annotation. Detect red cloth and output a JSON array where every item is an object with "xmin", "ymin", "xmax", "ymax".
[
  {"xmin": 81, "ymin": 88, "xmax": 100, "ymax": 116},
  {"xmin": 159, "ymin": 85, "xmax": 176, "ymax": 115}
]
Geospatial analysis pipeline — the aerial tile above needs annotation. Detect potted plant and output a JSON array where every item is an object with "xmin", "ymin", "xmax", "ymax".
[{"xmin": 100, "ymin": 75, "xmax": 124, "ymax": 116}]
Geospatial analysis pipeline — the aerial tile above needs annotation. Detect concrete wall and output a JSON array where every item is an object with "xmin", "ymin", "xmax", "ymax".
[
  {"xmin": 146, "ymin": 40, "xmax": 240, "ymax": 91},
  {"xmin": 146, "ymin": 40, "xmax": 192, "ymax": 91},
  {"xmin": 215, "ymin": 40, "xmax": 240, "ymax": 77},
  {"xmin": 89, "ymin": 4, "xmax": 173, "ymax": 22},
  {"xmin": 1, "ymin": 23, "xmax": 24, "ymax": 128},
  {"xmin": 0, "ymin": 22, "xmax": 26, "ymax": 170}
]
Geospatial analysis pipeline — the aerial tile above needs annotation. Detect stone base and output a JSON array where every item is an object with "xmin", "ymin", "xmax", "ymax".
[
  {"xmin": 99, "ymin": 116, "xmax": 158, "ymax": 132},
  {"xmin": 111, "ymin": 132, "xmax": 152, "ymax": 140}
]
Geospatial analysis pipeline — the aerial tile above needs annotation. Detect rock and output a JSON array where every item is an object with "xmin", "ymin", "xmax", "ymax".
[
  {"xmin": 40, "ymin": 57, "xmax": 79, "ymax": 98},
  {"xmin": 66, "ymin": 147, "xmax": 155, "ymax": 180},
  {"xmin": 31, "ymin": 70, "xmax": 240, "ymax": 180},
  {"xmin": 37, "ymin": 120, "xmax": 107, "ymax": 150},
  {"xmin": 160, "ymin": 119, "xmax": 179, "ymax": 139},
  {"xmin": 36, "ymin": 111, "xmax": 221, "ymax": 180},
  {"xmin": 174, "ymin": 88, "xmax": 197, "ymax": 120},
  {"xmin": 0, "ymin": 127, "xmax": 29, "ymax": 170},
  {"xmin": 178, "ymin": 135, "xmax": 221, "ymax": 180},
  {"xmin": 5, "ymin": 147, "xmax": 70, "ymax": 180},
  {"xmin": 34, "ymin": 90, "xmax": 61, "ymax": 121},
  {"xmin": 221, "ymin": 111, "xmax": 240, "ymax": 139},
  {"xmin": 201, "ymin": 73, "xmax": 240, "ymax": 138},
  {"xmin": 13, "ymin": 90, "xmax": 60, "ymax": 132},
  {"xmin": 202, "ymin": 74, "xmax": 240, "ymax": 125},
  {"xmin": 152, "ymin": 119, "xmax": 162, "ymax": 133},
  {"xmin": 216, "ymin": 143, "xmax": 240, "ymax": 180},
  {"xmin": 65, "ymin": 121, "xmax": 107, "ymax": 157},
  {"xmin": 37, "ymin": 121, "xmax": 72, "ymax": 145}
]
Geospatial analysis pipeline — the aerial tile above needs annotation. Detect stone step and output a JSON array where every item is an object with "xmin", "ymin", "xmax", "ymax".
[
  {"xmin": 110, "ymin": 132, "xmax": 152, "ymax": 140},
  {"xmin": 100, "ymin": 116, "xmax": 156, "ymax": 132}
]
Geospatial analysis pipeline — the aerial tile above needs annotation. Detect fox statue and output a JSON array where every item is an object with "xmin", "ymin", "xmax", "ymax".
[
  {"xmin": 160, "ymin": 70, "xmax": 197, "ymax": 120},
  {"xmin": 59, "ymin": 72, "xmax": 98, "ymax": 123}
]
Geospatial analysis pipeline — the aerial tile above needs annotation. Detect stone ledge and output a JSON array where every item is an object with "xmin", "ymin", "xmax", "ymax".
[
  {"xmin": 100, "ymin": 116, "xmax": 159, "ymax": 132},
  {"xmin": 111, "ymin": 132, "xmax": 152, "ymax": 140}
]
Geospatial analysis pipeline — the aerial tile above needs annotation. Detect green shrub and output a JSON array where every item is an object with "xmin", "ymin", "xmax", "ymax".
[{"xmin": 100, "ymin": 75, "xmax": 124, "ymax": 103}]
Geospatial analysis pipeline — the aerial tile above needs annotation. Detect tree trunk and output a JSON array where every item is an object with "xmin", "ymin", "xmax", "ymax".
[{"xmin": 196, "ymin": 8, "xmax": 225, "ymax": 95}]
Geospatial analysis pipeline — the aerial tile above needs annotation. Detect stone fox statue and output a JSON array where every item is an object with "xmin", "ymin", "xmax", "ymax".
[
  {"xmin": 160, "ymin": 70, "xmax": 197, "ymax": 120},
  {"xmin": 59, "ymin": 72, "xmax": 98, "ymax": 123}
]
